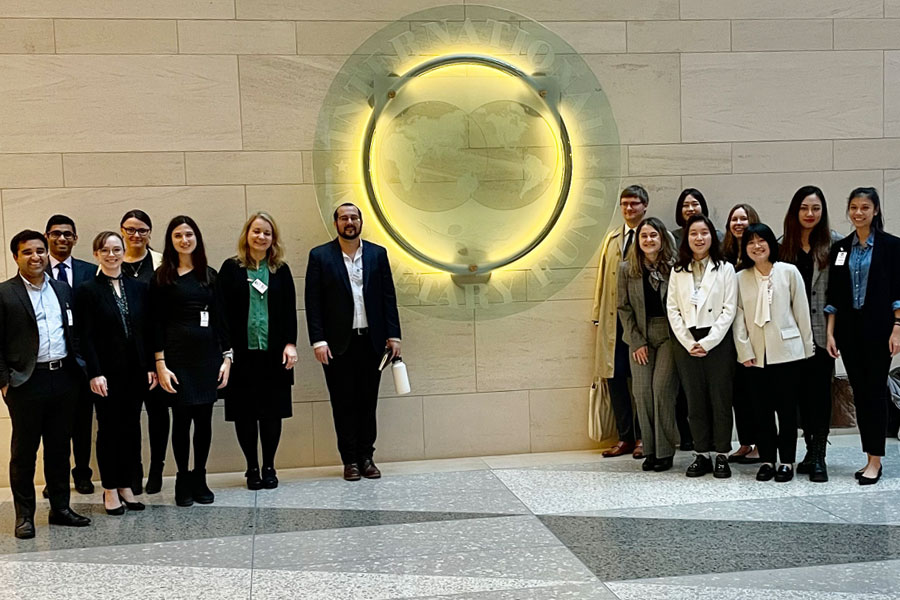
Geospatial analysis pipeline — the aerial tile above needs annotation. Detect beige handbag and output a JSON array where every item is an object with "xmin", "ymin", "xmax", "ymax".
[{"xmin": 588, "ymin": 378, "xmax": 618, "ymax": 442}]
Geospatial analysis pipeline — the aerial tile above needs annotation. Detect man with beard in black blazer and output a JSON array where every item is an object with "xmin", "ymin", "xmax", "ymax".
[
  {"xmin": 0, "ymin": 230, "xmax": 91, "ymax": 539},
  {"xmin": 305, "ymin": 203, "xmax": 402, "ymax": 482}
]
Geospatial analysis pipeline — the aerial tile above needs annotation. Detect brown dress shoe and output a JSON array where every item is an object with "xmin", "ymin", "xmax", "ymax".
[
  {"xmin": 632, "ymin": 440, "xmax": 644, "ymax": 459},
  {"xmin": 601, "ymin": 441, "xmax": 635, "ymax": 457},
  {"xmin": 343, "ymin": 463, "xmax": 361, "ymax": 481},
  {"xmin": 360, "ymin": 459, "xmax": 381, "ymax": 479}
]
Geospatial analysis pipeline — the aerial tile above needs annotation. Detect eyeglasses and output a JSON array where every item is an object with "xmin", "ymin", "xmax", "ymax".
[
  {"xmin": 123, "ymin": 227, "xmax": 150, "ymax": 236},
  {"xmin": 337, "ymin": 216, "xmax": 361, "ymax": 223},
  {"xmin": 97, "ymin": 248, "xmax": 124, "ymax": 256},
  {"xmin": 47, "ymin": 231, "xmax": 75, "ymax": 240}
]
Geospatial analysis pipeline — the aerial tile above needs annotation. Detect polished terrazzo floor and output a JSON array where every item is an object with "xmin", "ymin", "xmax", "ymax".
[{"xmin": 2, "ymin": 434, "xmax": 899, "ymax": 599}]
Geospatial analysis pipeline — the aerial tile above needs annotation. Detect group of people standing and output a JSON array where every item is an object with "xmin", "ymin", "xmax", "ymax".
[
  {"xmin": 595, "ymin": 184, "xmax": 900, "ymax": 486},
  {"xmin": 0, "ymin": 202, "xmax": 402, "ymax": 539}
]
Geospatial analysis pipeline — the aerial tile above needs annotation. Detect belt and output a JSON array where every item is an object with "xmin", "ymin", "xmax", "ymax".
[
  {"xmin": 354, "ymin": 327, "xmax": 369, "ymax": 336},
  {"xmin": 35, "ymin": 359, "xmax": 64, "ymax": 371}
]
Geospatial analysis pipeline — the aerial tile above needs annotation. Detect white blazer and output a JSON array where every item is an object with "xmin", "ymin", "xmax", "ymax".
[
  {"xmin": 732, "ymin": 262, "xmax": 815, "ymax": 367},
  {"xmin": 667, "ymin": 259, "xmax": 737, "ymax": 352}
]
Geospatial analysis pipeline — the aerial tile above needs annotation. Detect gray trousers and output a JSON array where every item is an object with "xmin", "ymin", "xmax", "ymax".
[
  {"xmin": 672, "ymin": 329, "xmax": 735, "ymax": 454},
  {"xmin": 630, "ymin": 317, "xmax": 680, "ymax": 459}
]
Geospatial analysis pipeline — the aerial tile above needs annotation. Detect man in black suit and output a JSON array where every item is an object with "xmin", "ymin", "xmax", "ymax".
[
  {"xmin": 44, "ymin": 214, "xmax": 96, "ymax": 495},
  {"xmin": 0, "ymin": 230, "xmax": 91, "ymax": 539},
  {"xmin": 305, "ymin": 203, "xmax": 402, "ymax": 481}
]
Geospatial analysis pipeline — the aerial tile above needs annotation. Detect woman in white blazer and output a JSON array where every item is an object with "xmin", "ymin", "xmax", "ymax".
[
  {"xmin": 667, "ymin": 214, "xmax": 738, "ymax": 479},
  {"xmin": 733, "ymin": 224, "xmax": 815, "ymax": 482}
]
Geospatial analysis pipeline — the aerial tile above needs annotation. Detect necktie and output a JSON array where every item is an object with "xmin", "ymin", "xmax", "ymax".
[
  {"xmin": 55, "ymin": 262, "xmax": 69, "ymax": 286},
  {"xmin": 623, "ymin": 229, "xmax": 634, "ymax": 258}
]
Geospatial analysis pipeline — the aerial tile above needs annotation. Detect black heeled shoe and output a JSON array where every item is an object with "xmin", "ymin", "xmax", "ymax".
[
  {"xmin": 858, "ymin": 466, "xmax": 883, "ymax": 486},
  {"xmin": 118, "ymin": 492, "xmax": 145, "ymax": 511},
  {"xmin": 104, "ymin": 491, "xmax": 125, "ymax": 516}
]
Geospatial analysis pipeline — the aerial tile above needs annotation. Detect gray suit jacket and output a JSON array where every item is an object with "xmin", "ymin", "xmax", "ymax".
[{"xmin": 617, "ymin": 261, "xmax": 670, "ymax": 349}]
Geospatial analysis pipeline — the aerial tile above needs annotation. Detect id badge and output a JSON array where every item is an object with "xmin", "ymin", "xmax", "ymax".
[
  {"xmin": 835, "ymin": 251, "xmax": 848, "ymax": 267},
  {"xmin": 200, "ymin": 310, "xmax": 209, "ymax": 328},
  {"xmin": 66, "ymin": 309, "xmax": 74, "ymax": 326},
  {"xmin": 690, "ymin": 289, "xmax": 702, "ymax": 306},
  {"xmin": 251, "ymin": 278, "xmax": 268, "ymax": 294}
]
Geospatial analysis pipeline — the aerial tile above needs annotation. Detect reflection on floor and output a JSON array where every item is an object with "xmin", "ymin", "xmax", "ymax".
[{"xmin": 1, "ymin": 434, "xmax": 898, "ymax": 599}]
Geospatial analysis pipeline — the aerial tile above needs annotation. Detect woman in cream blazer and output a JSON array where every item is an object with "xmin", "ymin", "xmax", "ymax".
[
  {"xmin": 733, "ymin": 224, "xmax": 814, "ymax": 483},
  {"xmin": 667, "ymin": 214, "xmax": 737, "ymax": 479}
]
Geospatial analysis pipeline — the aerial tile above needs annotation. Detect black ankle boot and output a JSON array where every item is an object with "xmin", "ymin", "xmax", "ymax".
[
  {"xmin": 174, "ymin": 472, "xmax": 194, "ymax": 507},
  {"xmin": 191, "ymin": 469, "xmax": 215, "ymax": 504},
  {"xmin": 797, "ymin": 433, "xmax": 813, "ymax": 475},
  {"xmin": 809, "ymin": 435, "xmax": 829, "ymax": 483},
  {"xmin": 145, "ymin": 462, "xmax": 164, "ymax": 495}
]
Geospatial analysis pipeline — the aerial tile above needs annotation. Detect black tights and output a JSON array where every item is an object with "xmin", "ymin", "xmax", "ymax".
[
  {"xmin": 171, "ymin": 404, "xmax": 214, "ymax": 473},
  {"xmin": 234, "ymin": 418, "xmax": 283, "ymax": 470}
]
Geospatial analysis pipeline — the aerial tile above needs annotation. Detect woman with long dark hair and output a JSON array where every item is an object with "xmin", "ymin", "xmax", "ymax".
[
  {"xmin": 667, "ymin": 215, "xmax": 738, "ymax": 479},
  {"xmin": 733, "ymin": 224, "xmax": 814, "ymax": 482},
  {"xmin": 672, "ymin": 188, "xmax": 724, "ymax": 247},
  {"xmin": 218, "ymin": 212, "xmax": 297, "ymax": 490},
  {"xmin": 150, "ymin": 216, "xmax": 232, "ymax": 506},
  {"xmin": 826, "ymin": 188, "xmax": 900, "ymax": 485},
  {"xmin": 722, "ymin": 203, "xmax": 761, "ymax": 268},
  {"xmin": 780, "ymin": 186, "xmax": 843, "ymax": 481},
  {"xmin": 618, "ymin": 217, "xmax": 680, "ymax": 472},
  {"xmin": 119, "ymin": 209, "xmax": 168, "ymax": 494}
]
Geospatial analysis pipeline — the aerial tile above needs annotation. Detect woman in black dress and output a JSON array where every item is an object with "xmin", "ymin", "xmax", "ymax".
[
  {"xmin": 76, "ymin": 231, "xmax": 156, "ymax": 515},
  {"xmin": 219, "ymin": 212, "xmax": 297, "ymax": 490},
  {"xmin": 150, "ymin": 216, "xmax": 232, "ymax": 507},
  {"xmin": 119, "ymin": 209, "xmax": 168, "ymax": 494}
]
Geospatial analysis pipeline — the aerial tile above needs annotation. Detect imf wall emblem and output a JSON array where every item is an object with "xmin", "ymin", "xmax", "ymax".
[{"xmin": 314, "ymin": 5, "xmax": 620, "ymax": 315}]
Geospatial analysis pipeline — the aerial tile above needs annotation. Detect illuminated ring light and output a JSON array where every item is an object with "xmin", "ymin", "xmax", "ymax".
[{"xmin": 361, "ymin": 53, "xmax": 574, "ymax": 276}]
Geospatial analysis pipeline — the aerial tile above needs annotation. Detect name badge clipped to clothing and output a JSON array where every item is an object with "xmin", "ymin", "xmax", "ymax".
[
  {"xmin": 834, "ymin": 250, "xmax": 848, "ymax": 267},
  {"xmin": 66, "ymin": 308, "xmax": 74, "ymax": 327},
  {"xmin": 690, "ymin": 289, "xmax": 702, "ymax": 306},
  {"xmin": 200, "ymin": 310, "xmax": 210, "ymax": 328},
  {"xmin": 251, "ymin": 278, "xmax": 268, "ymax": 294}
]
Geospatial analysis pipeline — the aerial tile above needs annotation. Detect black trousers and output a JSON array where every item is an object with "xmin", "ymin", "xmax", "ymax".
[
  {"xmin": 70, "ymin": 383, "xmax": 94, "ymax": 482},
  {"xmin": 322, "ymin": 334, "xmax": 383, "ymax": 465},
  {"xmin": 732, "ymin": 364, "xmax": 755, "ymax": 447},
  {"xmin": 750, "ymin": 360, "xmax": 801, "ymax": 464},
  {"xmin": 6, "ymin": 366, "xmax": 78, "ymax": 519},
  {"xmin": 94, "ymin": 373, "xmax": 143, "ymax": 490},
  {"xmin": 840, "ymin": 310, "xmax": 891, "ymax": 457},
  {"xmin": 800, "ymin": 346, "xmax": 834, "ymax": 438},
  {"xmin": 673, "ymin": 332, "xmax": 735, "ymax": 454},
  {"xmin": 608, "ymin": 319, "xmax": 640, "ymax": 443}
]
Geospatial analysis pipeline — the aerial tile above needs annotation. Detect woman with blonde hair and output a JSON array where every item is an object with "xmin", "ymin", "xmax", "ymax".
[{"xmin": 218, "ymin": 212, "xmax": 298, "ymax": 490}]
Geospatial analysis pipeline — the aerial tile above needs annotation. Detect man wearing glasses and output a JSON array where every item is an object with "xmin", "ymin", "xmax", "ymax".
[{"xmin": 44, "ymin": 215, "xmax": 96, "ymax": 496}]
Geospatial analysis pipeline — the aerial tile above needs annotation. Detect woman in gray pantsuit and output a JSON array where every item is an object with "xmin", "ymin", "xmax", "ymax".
[{"xmin": 618, "ymin": 217, "xmax": 680, "ymax": 472}]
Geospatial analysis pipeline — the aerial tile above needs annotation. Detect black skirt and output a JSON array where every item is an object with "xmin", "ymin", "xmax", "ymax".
[{"xmin": 224, "ymin": 349, "xmax": 293, "ymax": 421}]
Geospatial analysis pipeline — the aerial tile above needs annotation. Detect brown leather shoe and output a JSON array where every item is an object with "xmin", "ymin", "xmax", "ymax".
[
  {"xmin": 632, "ymin": 440, "xmax": 644, "ymax": 459},
  {"xmin": 601, "ymin": 441, "xmax": 635, "ymax": 458},
  {"xmin": 360, "ymin": 459, "xmax": 381, "ymax": 479},
  {"xmin": 343, "ymin": 464, "xmax": 361, "ymax": 481}
]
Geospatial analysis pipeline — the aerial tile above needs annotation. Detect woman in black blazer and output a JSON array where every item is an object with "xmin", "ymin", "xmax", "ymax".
[
  {"xmin": 218, "ymin": 212, "xmax": 297, "ymax": 490},
  {"xmin": 75, "ymin": 231, "xmax": 157, "ymax": 515},
  {"xmin": 826, "ymin": 187, "xmax": 900, "ymax": 485}
]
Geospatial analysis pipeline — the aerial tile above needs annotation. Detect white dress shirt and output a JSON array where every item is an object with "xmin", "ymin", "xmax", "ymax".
[
  {"xmin": 21, "ymin": 273, "xmax": 68, "ymax": 361},
  {"xmin": 49, "ymin": 255, "xmax": 73, "ymax": 287},
  {"xmin": 344, "ymin": 241, "xmax": 369, "ymax": 329}
]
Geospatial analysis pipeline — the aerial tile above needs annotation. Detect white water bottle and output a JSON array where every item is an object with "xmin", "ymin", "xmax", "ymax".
[{"xmin": 391, "ymin": 358, "xmax": 411, "ymax": 395}]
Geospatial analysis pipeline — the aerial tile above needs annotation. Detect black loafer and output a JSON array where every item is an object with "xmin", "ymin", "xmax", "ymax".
[
  {"xmin": 641, "ymin": 455, "xmax": 657, "ymax": 472},
  {"xmin": 774, "ymin": 464, "xmax": 794, "ymax": 482},
  {"xmin": 756, "ymin": 464, "xmax": 776, "ymax": 481},
  {"xmin": 261, "ymin": 467, "xmax": 278, "ymax": 489},
  {"xmin": 686, "ymin": 454, "xmax": 712, "ymax": 477},
  {"xmin": 653, "ymin": 456, "xmax": 674, "ymax": 472},
  {"xmin": 713, "ymin": 455, "xmax": 731, "ymax": 479},
  {"xmin": 14, "ymin": 517, "xmax": 35, "ymax": 539},
  {"xmin": 245, "ymin": 468, "xmax": 263, "ymax": 491},
  {"xmin": 858, "ymin": 466, "xmax": 883, "ymax": 486},
  {"xmin": 74, "ymin": 479, "xmax": 95, "ymax": 495},
  {"xmin": 48, "ymin": 508, "xmax": 91, "ymax": 527}
]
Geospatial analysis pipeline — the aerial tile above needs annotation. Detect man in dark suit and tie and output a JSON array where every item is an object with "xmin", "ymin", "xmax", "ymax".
[
  {"xmin": 305, "ymin": 203, "xmax": 402, "ymax": 481},
  {"xmin": 0, "ymin": 230, "xmax": 91, "ymax": 539},
  {"xmin": 44, "ymin": 214, "xmax": 97, "ymax": 495}
]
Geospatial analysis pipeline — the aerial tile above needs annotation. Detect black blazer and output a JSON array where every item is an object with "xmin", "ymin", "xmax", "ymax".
[
  {"xmin": 305, "ymin": 239, "xmax": 401, "ymax": 356},
  {"xmin": 47, "ymin": 257, "xmax": 95, "ymax": 289},
  {"xmin": 826, "ymin": 229, "xmax": 900, "ymax": 346},
  {"xmin": 0, "ymin": 275, "xmax": 78, "ymax": 389},
  {"xmin": 75, "ymin": 274, "xmax": 152, "ymax": 382},
  {"xmin": 217, "ymin": 257, "xmax": 298, "ymax": 358}
]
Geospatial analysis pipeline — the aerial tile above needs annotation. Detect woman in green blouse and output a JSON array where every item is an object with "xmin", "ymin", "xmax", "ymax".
[{"xmin": 218, "ymin": 213, "xmax": 298, "ymax": 489}]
